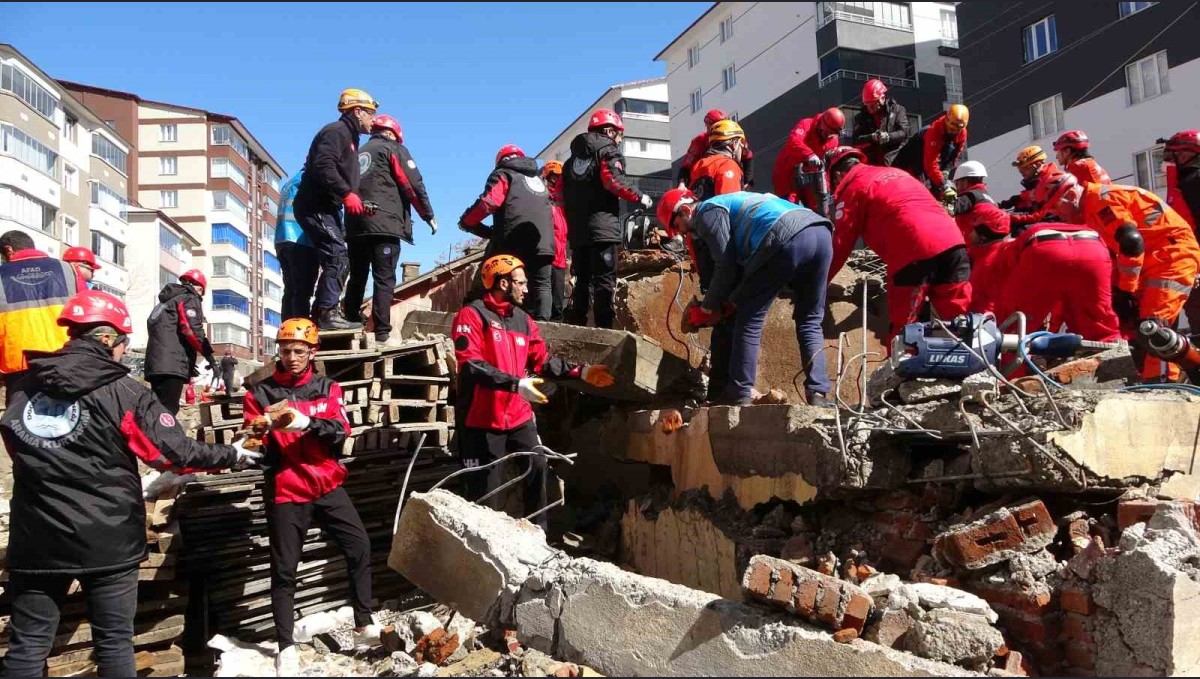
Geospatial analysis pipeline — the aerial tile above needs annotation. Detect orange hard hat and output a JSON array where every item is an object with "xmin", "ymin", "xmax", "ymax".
[
  {"xmin": 1012, "ymin": 146, "xmax": 1047, "ymax": 169},
  {"xmin": 277, "ymin": 317, "xmax": 320, "ymax": 346},
  {"xmin": 946, "ymin": 104, "xmax": 969, "ymax": 132},
  {"xmin": 481, "ymin": 254, "xmax": 525, "ymax": 289},
  {"xmin": 542, "ymin": 160, "xmax": 563, "ymax": 177}
]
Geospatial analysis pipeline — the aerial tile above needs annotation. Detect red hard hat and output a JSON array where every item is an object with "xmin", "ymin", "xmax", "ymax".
[
  {"xmin": 657, "ymin": 187, "xmax": 696, "ymax": 235},
  {"xmin": 827, "ymin": 146, "xmax": 866, "ymax": 171},
  {"xmin": 180, "ymin": 269, "xmax": 207, "ymax": 292},
  {"xmin": 704, "ymin": 109, "xmax": 728, "ymax": 127},
  {"xmin": 1033, "ymin": 171, "xmax": 1081, "ymax": 209},
  {"xmin": 1163, "ymin": 130, "xmax": 1200, "ymax": 157},
  {"xmin": 1053, "ymin": 130, "xmax": 1089, "ymax": 152},
  {"xmin": 58, "ymin": 289, "xmax": 133, "ymax": 334},
  {"xmin": 819, "ymin": 108, "xmax": 846, "ymax": 137},
  {"xmin": 371, "ymin": 114, "xmax": 403, "ymax": 143},
  {"xmin": 588, "ymin": 109, "xmax": 625, "ymax": 132},
  {"xmin": 495, "ymin": 144, "xmax": 525, "ymax": 165},
  {"xmin": 862, "ymin": 79, "xmax": 888, "ymax": 105},
  {"xmin": 62, "ymin": 246, "xmax": 100, "ymax": 270}
]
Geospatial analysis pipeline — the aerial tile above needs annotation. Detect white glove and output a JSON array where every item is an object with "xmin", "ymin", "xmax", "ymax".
[
  {"xmin": 804, "ymin": 154, "xmax": 822, "ymax": 168},
  {"xmin": 518, "ymin": 377, "xmax": 548, "ymax": 404},
  {"xmin": 640, "ymin": 194, "xmax": 654, "ymax": 209},
  {"xmin": 278, "ymin": 408, "xmax": 311, "ymax": 432},
  {"xmin": 429, "ymin": 218, "xmax": 438, "ymax": 235},
  {"xmin": 232, "ymin": 440, "xmax": 264, "ymax": 470}
]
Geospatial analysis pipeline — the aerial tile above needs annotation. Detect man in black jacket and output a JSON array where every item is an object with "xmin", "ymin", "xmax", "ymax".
[
  {"xmin": 0, "ymin": 290, "xmax": 259, "ymax": 677},
  {"xmin": 852, "ymin": 79, "xmax": 910, "ymax": 167},
  {"xmin": 343, "ymin": 114, "xmax": 436, "ymax": 344},
  {"xmin": 145, "ymin": 269, "xmax": 215, "ymax": 414},
  {"xmin": 561, "ymin": 109, "xmax": 653, "ymax": 328},
  {"xmin": 459, "ymin": 145, "xmax": 556, "ymax": 320},
  {"xmin": 294, "ymin": 88, "xmax": 377, "ymax": 331},
  {"xmin": 219, "ymin": 349, "xmax": 238, "ymax": 394}
]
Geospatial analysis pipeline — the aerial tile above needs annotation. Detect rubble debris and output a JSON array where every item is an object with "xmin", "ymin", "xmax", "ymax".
[
  {"xmin": 888, "ymin": 583, "xmax": 998, "ymax": 623},
  {"xmin": 908, "ymin": 609, "xmax": 1004, "ymax": 671},
  {"xmin": 415, "ymin": 628, "xmax": 461, "ymax": 666},
  {"xmin": 933, "ymin": 500, "xmax": 1056, "ymax": 570},
  {"xmin": 742, "ymin": 555, "xmax": 875, "ymax": 634}
]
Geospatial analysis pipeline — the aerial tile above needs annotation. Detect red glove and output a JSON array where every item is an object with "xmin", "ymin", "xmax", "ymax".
[
  {"xmin": 685, "ymin": 305, "xmax": 722, "ymax": 329},
  {"xmin": 343, "ymin": 192, "xmax": 366, "ymax": 216}
]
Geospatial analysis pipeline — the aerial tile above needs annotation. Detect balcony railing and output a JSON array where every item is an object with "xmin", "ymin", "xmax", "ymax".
[
  {"xmin": 946, "ymin": 85, "xmax": 964, "ymax": 104},
  {"xmin": 819, "ymin": 69, "xmax": 916, "ymax": 89},
  {"xmin": 213, "ymin": 304, "xmax": 250, "ymax": 315},
  {"xmin": 816, "ymin": 8, "xmax": 912, "ymax": 32},
  {"xmin": 940, "ymin": 37, "xmax": 960, "ymax": 49}
]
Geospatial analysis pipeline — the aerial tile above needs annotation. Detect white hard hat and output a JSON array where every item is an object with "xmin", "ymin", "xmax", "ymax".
[{"xmin": 953, "ymin": 161, "xmax": 988, "ymax": 181}]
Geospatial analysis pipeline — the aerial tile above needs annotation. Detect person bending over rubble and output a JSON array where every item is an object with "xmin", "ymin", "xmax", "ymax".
[
  {"xmin": 0, "ymin": 290, "xmax": 261, "ymax": 677},
  {"xmin": 241, "ymin": 318, "xmax": 382, "ymax": 676},
  {"xmin": 451, "ymin": 255, "xmax": 614, "ymax": 517}
]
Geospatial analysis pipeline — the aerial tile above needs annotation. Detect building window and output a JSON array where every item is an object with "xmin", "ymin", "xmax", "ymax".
[
  {"xmin": 1127, "ymin": 51, "xmax": 1170, "ymax": 105},
  {"xmin": 212, "ymin": 256, "xmax": 249, "ymax": 283},
  {"xmin": 160, "ymin": 124, "xmax": 178, "ymax": 142},
  {"xmin": 263, "ymin": 250, "xmax": 281, "ymax": 274},
  {"xmin": 819, "ymin": 48, "xmax": 915, "ymax": 86},
  {"xmin": 91, "ymin": 133, "xmax": 128, "ymax": 174},
  {"xmin": 159, "ymin": 267, "xmax": 175, "ymax": 289},
  {"xmin": 940, "ymin": 8, "xmax": 958, "ymax": 42},
  {"xmin": 720, "ymin": 15, "xmax": 734, "ymax": 42},
  {"xmin": 0, "ymin": 61, "xmax": 60, "ymax": 120},
  {"xmin": 262, "ymin": 223, "xmax": 276, "ymax": 243},
  {"xmin": 816, "ymin": 2, "xmax": 912, "ymax": 31},
  {"xmin": 615, "ymin": 98, "xmax": 669, "ymax": 117},
  {"xmin": 690, "ymin": 88, "xmax": 703, "ymax": 114},
  {"xmin": 264, "ymin": 309, "xmax": 282, "ymax": 327},
  {"xmin": 91, "ymin": 231, "xmax": 125, "ymax": 267},
  {"xmin": 62, "ymin": 164, "xmax": 79, "ymax": 195},
  {"xmin": 265, "ymin": 280, "xmax": 283, "ymax": 301},
  {"xmin": 212, "ymin": 223, "xmax": 249, "ymax": 251},
  {"xmin": 723, "ymin": 64, "xmax": 737, "ymax": 92},
  {"xmin": 1029, "ymin": 94, "xmax": 1065, "ymax": 140},
  {"xmin": 212, "ymin": 290, "xmax": 250, "ymax": 314},
  {"xmin": 63, "ymin": 116, "xmax": 78, "ymax": 144},
  {"xmin": 1134, "ymin": 146, "xmax": 1167, "ymax": 192},
  {"xmin": 62, "ymin": 215, "xmax": 78, "ymax": 245},
  {"xmin": 1, "ymin": 124, "xmax": 59, "ymax": 178},
  {"xmin": 264, "ymin": 195, "xmax": 279, "ymax": 217},
  {"xmin": 1120, "ymin": 2, "xmax": 1156, "ymax": 17},
  {"xmin": 623, "ymin": 138, "xmax": 672, "ymax": 159},
  {"xmin": 160, "ymin": 225, "xmax": 187, "ymax": 260},
  {"xmin": 729, "ymin": 112, "xmax": 739, "ymax": 122},
  {"xmin": 90, "ymin": 181, "xmax": 128, "ymax": 220},
  {"xmin": 1023, "ymin": 15, "xmax": 1058, "ymax": 64},
  {"xmin": 211, "ymin": 125, "xmax": 249, "ymax": 160},
  {"xmin": 688, "ymin": 43, "xmax": 700, "ymax": 68},
  {"xmin": 92, "ymin": 282, "xmax": 124, "ymax": 298},
  {"xmin": 211, "ymin": 158, "xmax": 247, "ymax": 189},
  {"xmin": 261, "ymin": 167, "xmax": 281, "ymax": 193},
  {"xmin": 0, "ymin": 187, "xmax": 56, "ymax": 234},
  {"xmin": 945, "ymin": 63, "xmax": 963, "ymax": 104},
  {"xmin": 160, "ymin": 190, "xmax": 179, "ymax": 209},
  {"xmin": 263, "ymin": 337, "xmax": 276, "ymax": 357},
  {"xmin": 160, "ymin": 156, "xmax": 177, "ymax": 176},
  {"xmin": 213, "ymin": 191, "xmax": 249, "ymax": 219},
  {"xmin": 211, "ymin": 323, "xmax": 250, "ymax": 347}
]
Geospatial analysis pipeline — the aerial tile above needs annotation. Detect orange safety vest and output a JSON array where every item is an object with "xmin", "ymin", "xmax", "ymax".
[
  {"xmin": 0, "ymin": 250, "xmax": 80, "ymax": 373},
  {"xmin": 1081, "ymin": 183, "xmax": 1200, "ymax": 293}
]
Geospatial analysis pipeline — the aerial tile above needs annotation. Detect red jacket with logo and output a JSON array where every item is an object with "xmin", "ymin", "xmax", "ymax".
[
  {"xmin": 243, "ymin": 365, "xmax": 351, "ymax": 504},
  {"xmin": 452, "ymin": 293, "xmax": 581, "ymax": 431},
  {"xmin": 548, "ymin": 179, "xmax": 568, "ymax": 269}
]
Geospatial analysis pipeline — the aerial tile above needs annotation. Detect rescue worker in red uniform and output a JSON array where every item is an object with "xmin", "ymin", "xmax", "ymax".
[
  {"xmin": 1160, "ymin": 130, "xmax": 1200, "ymax": 230},
  {"xmin": 1053, "ymin": 130, "xmax": 1112, "ymax": 187},
  {"xmin": 1006, "ymin": 146, "xmax": 1060, "ymax": 235},
  {"xmin": 541, "ymin": 161, "xmax": 569, "ymax": 321},
  {"xmin": 772, "ymin": 108, "xmax": 845, "ymax": 216},
  {"xmin": 243, "ymin": 318, "xmax": 381, "ymax": 676},
  {"xmin": 893, "ymin": 104, "xmax": 969, "ymax": 205},
  {"xmin": 950, "ymin": 161, "xmax": 1010, "ymax": 313},
  {"xmin": 678, "ymin": 109, "xmax": 755, "ymax": 188},
  {"xmin": 852, "ymin": 79, "xmax": 911, "ymax": 166},
  {"xmin": 826, "ymin": 147, "xmax": 971, "ymax": 341},
  {"xmin": 61, "ymin": 246, "xmax": 100, "ymax": 287},
  {"xmin": 989, "ymin": 223, "xmax": 1121, "ymax": 341},
  {"xmin": 688, "ymin": 121, "xmax": 747, "ymax": 200},
  {"xmin": 1041, "ymin": 173, "xmax": 1200, "ymax": 381},
  {"xmin": 451, "ymin": 255, "xmax": 615, "ymax": 515}
]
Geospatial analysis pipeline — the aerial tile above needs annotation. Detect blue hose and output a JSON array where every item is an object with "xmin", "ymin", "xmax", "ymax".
[{"xmin": 1019, "ymin": 331, "xmax": 1066, "ymax": 390}]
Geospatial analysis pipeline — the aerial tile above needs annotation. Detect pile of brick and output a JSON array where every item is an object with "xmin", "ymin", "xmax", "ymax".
[{"xmin": 178, "ymin": 329, "xmax": 464, "ymax": 648}]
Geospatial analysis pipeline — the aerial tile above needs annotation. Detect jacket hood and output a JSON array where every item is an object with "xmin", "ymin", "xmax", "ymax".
[
  {"xmin": 571, "ymin": 131, "xmax": 616, "ymax": 157},
  {"xmin": 499, "ymin": 156, "xmax": 541, "ymax": 176},
  {"xmin": 25, "ymin": 337, "xmax": 129, "ymax": 399},
  {"xmin": 158, "ymin": 282, "xmax": 194, "ymax": 303}
]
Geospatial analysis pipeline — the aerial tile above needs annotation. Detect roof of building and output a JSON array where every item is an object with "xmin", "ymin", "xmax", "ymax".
[
  {"xmin": 0, "ymin": 43, "xmax": 134, "ymax": 149},
  {"xmin": 367, "ymin": 249, "xmax": 487, "ymax": 310},
  {"xmin": 125, "ymin": 205, "xmax": 201, "ymax": 248},
  {"xmin": 535, "ymin": 76, "xmax": 668, "ymax": 159},
  {"xmin": 653, "ymin": 3, "xmax": 720, "ymax": 61},
  {"xmin": 57, "ymin": 79, "xmax": 286, "ymax": 177}
]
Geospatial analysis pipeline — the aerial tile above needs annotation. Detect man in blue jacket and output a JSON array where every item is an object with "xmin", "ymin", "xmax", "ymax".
[
  {"xmin": 275, "ymin": 170, "xmax": 318, "ymax": 320},
  {"xmin": 657, "ymin": 189, "xmax": 833, "ymax": 406}
]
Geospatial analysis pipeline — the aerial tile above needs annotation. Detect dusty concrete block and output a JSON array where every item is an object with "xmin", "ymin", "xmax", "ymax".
[
  {"xmin": 892, "ymin": 583, "xmax": 998, "ymax": 624},
  {"xmin": 864, "ymin": 609, "xmax": 913, "ymax": 648},
  {"xmin": 742, "ymin": 555, "xmax": 875, "ymax": 634},
  {"xmin": 933, "ymin": 500, "xmax": 1055, "ymax": 570},
  {"xmin": 908, "ymin": 609, "xmax": 1004, "ymax": 671},
  {"xmin": 898, "ymin": 379, "xmax": 963, "ymax": 405},
  {"xmin": 861, "ymin": 573, "xmax": 902, "ymax": 599}
]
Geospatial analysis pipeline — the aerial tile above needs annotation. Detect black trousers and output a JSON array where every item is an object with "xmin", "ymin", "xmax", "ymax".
[
  {"xmin": 266, "ymin": 486, "xmax": 373, "ymax": 649},
  {"xmin": 551, "ymin": 266, "xmax": 567, "ymax": 322},
  {"xmin": 458, "ymin": 420, "xmax": 546, "ymax": 522},
  {"xmin": 706, "ymin": 318, "xmax": 735, "ymax": 403},
  {"xmin": 2, "ymin": 567, "xmax": 138, "ymax": 677},
  {"xmin": 294, "ymin": 203, "xmax": 350, "ymax": 312},
  {"xmin": 221, "ymin": 371, "xmax": 236, "ymax": 394},
  {"xmin": 566, "ymin": 243, "xmax": 619, "ymax": 329},
  {"xmin": 148, "ymin": 375, "xmax": 186, "ymax": 415},
  {"xmin": 343, "ymin": 237, "xmax": 401, "ymax": 339},
  {"xmin": 278, "ymin": 241, "xmax": 320, "ymax": 320},
  {"xmin": 524, "ymin": 256, "xmax": 554, "ymax": 322}
]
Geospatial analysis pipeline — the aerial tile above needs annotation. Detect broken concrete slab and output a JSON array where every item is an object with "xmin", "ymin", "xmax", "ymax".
[
  {"xmin": 908, "ymin": 609, "xmax": 1004, "ymax": 671},
  {"xmin": 393, "ymin": 490, "xmax": 974, "ymax": 677},
  {"xmin": 888, "ymin": 583, "xmax": 998, "ymax": 624}
]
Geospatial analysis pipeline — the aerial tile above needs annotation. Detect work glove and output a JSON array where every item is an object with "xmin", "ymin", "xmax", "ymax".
[
  {"xmin": 518, "ymin": 377, "xmax": 548, "ymax": 405},
  {"xmin": 580, "ymin": 365, "xmax": 616, "ymax": 388},
  {"xmin": 271, "ymin": 407, "xmax": 312, "ymax": 432},
  {"xmin": 872, "ymin": 130, "xmax": 889, "ymax": 144},
  {"xmin": 343, "ymin": 192, "xmax": 366, "ymax": 216},
  {"xmin": 682, "ymin": 304, "xmax": 723, "ymax": 332},
  {"xmin": 1113, "ymin": 289, "xmax": 1139, "ymax": 323},
  {"xmin": 941, "ymin": 184, "xmax": 957, "ymax": 201},
  {"xmin": 640, "ymin": 194, "xmax": 654, "ymax": 210},
  {"xmin": 428, "ymin": 218, "xmax": 438, "ymax": 235},
  {"xmin": 232, "ymin": 439, "xmax": 264, "ymax": 471},
  {"xmin": 803, "ymin": 155, "xmax": 823, "ymax": 172}
]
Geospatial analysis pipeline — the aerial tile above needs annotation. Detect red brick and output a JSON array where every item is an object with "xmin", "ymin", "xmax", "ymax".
[
  {"xmin": 1046, "ymin": 357, "xmax": 1101, "ymax": 385},
  {"xmin": 747, "ymin": 556, "xmax": 875, "ymax": 633},
  {"xmin": 794, "ymin": 578, "xmax": 821, "ymax": 618},
  {"xmin": 935, "ymin": 500, "xmax": 1054, "ymax": 570},
  {"xmin": 1062, "ymin": 613, "xmax": 1094, "ymax": 645},
  {"xmin": 1064, "ymin": 641, "xmax": 1096, "ymax": 670},
  {"xmin": 973, "ymin": 582, "xmax": 1054, "ymax": 617},
  {"xmin": 880, "ymin": 536, "xmax": 927, "ymax": 571},
  {"xmin": 876, "ymin": 492, "xmax": 919, "ymax": 511},
  {"xmin": 1067, "ymin": 518, "xmax": 1092, "ymax": 554},
  {"xmin": 768, "ymin": 566, "xmax": 795, "ymax": 607},
  {"xmin": 842, "ymin": 592, "xmax": 873, "ymax": 633},
  {"xmin": 745, "ymin": 561, "xmax": 773, "ymax": 597},
  {"xmin": 1059, "ymin": 584, "xmax": 1094, "ymax": 616},
  {"xmin": 415, "ymin": 629, "xmax": 461, "ymax": 666},
  {"xmin": 1011, "ymin": 500, "xmax": 1056, "ymax": 541},
  {"xmin": 833, "ymin": 628, "xmax": 859, "ymax": 643},
  {"xmin": 1000, "ymin": 614, "xmax": 1059, "ymax": 645},
  {"xmin": 816, "ymin": 582, "xmax": 842, "ymax": 628},
  {"xmin": 1000, "ymin": 650, "xmax": 1029, "ymax": 677},
  {"xmin": 1117, "ymin": 499, "xmax": 1159, "ymax": 531}
]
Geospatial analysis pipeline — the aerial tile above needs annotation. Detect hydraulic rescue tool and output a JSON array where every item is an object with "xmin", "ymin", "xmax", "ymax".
[{"xmin": 1139, "ymin": 319, "xmax": 1200, "ymax": 383}]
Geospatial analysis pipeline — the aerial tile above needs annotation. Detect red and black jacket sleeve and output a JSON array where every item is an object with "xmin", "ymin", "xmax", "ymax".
[
  {"xmin": 459, "ymin": 170, "xmax": 510, "ymax": 237},
  {"xmin": 120, "ymin": 381, "xmax": 237, "ymax": 472},
  {"xmin": 599, "ymin": 147, "xmax": 643, "ymax": 203},
  {"xmin": 310, "ymin": 116, "xmax": 357, "ymax": 205},
  {"xmin": 391, "ymin": 143, "xmax": 435, "ymax": 223},
  {"xmin": 525, "ymin": 317, "xmax": 582, "ymax": 380},
  {"xmin": 306, "ymin": 381, "xmax": 351, "ymax": 449},
  {"xmin": 452, "ymin": 305, "xmax": 520, "ymax": 393},
  {"xmin": 178, "ymin": 295, "xmax": 215, "ymax": 364}
]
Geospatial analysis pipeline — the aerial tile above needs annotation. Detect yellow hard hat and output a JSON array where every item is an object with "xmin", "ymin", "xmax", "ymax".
[
  {"xmin": 946, "ymin": 104, "xmax": 969, "ymax": 132},
  {"xmin": 277, "ymin": 317, "xmax": 320, "ymax": 346},
  {"xmin": 708, "ymin": 120, "xmax": 746, "ymax": 143},
  {"xmin": 481, "ymin": 254, "xmax": 525, "ymax": 290},
  {"xmin": 1012, "ymin": 145, "xmax": 1047, "ymax": 169},
  {"xmin": 338, "ymin": 88, "xmax": 378, "ymax": 112}
]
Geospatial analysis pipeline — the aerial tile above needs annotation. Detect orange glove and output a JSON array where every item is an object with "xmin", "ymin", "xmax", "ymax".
[{"xmin": 581, "ymin": 365, "xmax": 615, "ymax": 388}]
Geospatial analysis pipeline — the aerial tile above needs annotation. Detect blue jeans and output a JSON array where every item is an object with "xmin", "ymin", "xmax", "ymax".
[{"xmin": 726, "ymin": 224, "xmax": 832, "ymax": 402}]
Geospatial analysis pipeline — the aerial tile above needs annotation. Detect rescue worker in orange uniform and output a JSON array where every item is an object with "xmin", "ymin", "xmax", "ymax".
[
  {"xmin": 688, "ymin": 121, "xmax": 747, "ymax": 200},
  {"xmin": 1006, "ymin": 146, "xmax": 1060, "ymax": 235},
  {"xmin": 1160, "ymin": 130, "xmax": 1200, "ymax": 230},
  {"xmin": 678, "ymin": 109, "xmax": 755, "ymax": 188},
  {"xmin": 1041, "ymin": 173, "xmax": 1200, "ymax": 381},
  {"xmin": 1053, "ymin": 130, "xmax": 1111, "ymax": 187},
  {"xmin": 893, "ymin": 104, "xmax": 969, "ymax": 205},
  {"xmin": 772, "ymin": 108, "xmax": 845, "ymax": 215},
  {"xmin": 950, "ymin": 161, "xmax": 1010, "ymax": 314}
]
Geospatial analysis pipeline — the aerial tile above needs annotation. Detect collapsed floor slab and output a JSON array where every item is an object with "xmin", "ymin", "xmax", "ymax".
[{"xmin": 390, "ymin": 490, "xmax": 973, "ymax": 677}]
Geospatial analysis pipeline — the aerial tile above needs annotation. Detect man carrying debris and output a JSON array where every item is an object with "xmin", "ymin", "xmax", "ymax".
[
  {"xmin": 0, "ymin": 290, "xmax": 260, "ymax": 677},
  {"xmin": 656, "ymin": 189, "xmax": 833, "ymax": 406},
  {"xmin": 451, "ymin": 255, "xmax": 615, "ymax": 515},
  {"xmin": 1005, "ymin": 146, "xmax": 1060, "ymax": 234},
  {"xmin": 677, "ymin": 108, "xmax": 755, "ymax": 188},
  {"xmin": 145, "ymin": 269, "xmax": 216, "ymax": 415},
  {"xmin": 241, "ymin": 317, "xmax": 382, "ymax": 676}
]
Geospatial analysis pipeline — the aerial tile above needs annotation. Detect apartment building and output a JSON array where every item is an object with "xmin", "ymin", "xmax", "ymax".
[
  {"xmin": 0, "ymin": 44, "xmax": 131, "ymax": 297},
  {"xmin": 656, "ymin": 2, "xmax": 961, "ymax": 181},
  {"xmin": 956, "ymin": 1, "xmax": 1199, "ymax": 199},
  {"xmin": 63, "ymin": 82, "xmax": 286, "ymax": 360},
  {"xmin": 125, "ymin": 205, "xmax": 200, "ymax": 350}
]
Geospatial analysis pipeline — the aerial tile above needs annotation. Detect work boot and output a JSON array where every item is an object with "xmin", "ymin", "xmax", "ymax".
[
  {"xmin": 376, "ymin": 335, "xmax": 407, "ymax": 350},
  {"xmin": 317, "ymin": 308, "xmax": 362, "ymax": 331},
  {"xmin": 275, "ymin": 645, "xmax": 300, "ymax": 677},
  {"xmin": 352, "ymin": 623, "xmax": 384, "ymax": 652},
  {"xmin": 806, "ymin": 390, "xmax": 835, "ymax": 408}
]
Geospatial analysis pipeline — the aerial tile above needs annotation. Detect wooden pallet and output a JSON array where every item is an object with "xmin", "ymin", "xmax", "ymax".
[
  {"xmin": 199, "ymin": 422, "xmax": 242, "ymax": 445},
  {"xmin": 315, "ymin": 350, "xmax": 379, "ymax": 382},
  {"xmin": 200, "ymin": 398, "xmax": 244, "ymax": 427},
  {"xmin": 380, "ymin": 342, "xmax": 450, "ymax": 379},
  {"xmin": 380, "ymin": 374, "xmax": 451, "ymax": 402},
  {"xmin": 367, "ymin": 399, "xmax": 442, "ymax": 425},
  {"xmin": 315, "ymin": 327, "xmax": 373, "ymax": 352}
]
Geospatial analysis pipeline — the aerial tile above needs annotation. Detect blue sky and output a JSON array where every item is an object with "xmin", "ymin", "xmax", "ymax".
[{"xmin": 5, "ymin": 2, "xmax": 706, "ymax": 269}]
